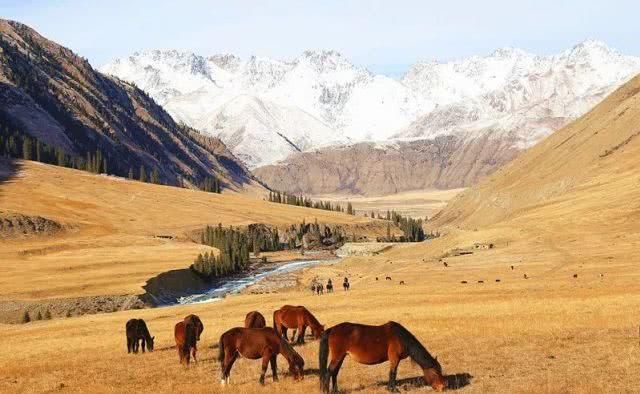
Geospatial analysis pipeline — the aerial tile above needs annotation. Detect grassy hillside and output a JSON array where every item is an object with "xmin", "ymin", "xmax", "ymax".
[{"xmin": 0, "ymin": 160, "xmax": 383, "ymax": 301}]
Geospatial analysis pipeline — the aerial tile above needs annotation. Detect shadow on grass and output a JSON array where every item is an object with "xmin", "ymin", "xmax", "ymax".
[
  {"xmin": 0, "ymin": 158, "xmax": 21, "ymax": 197},
  {"xmin": 362, "ymin": 372, "xmax": 473, "ymax": 392}
]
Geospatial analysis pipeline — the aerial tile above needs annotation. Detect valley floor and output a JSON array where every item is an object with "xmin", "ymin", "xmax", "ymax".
[{"xmin": 1, "ymin": 230, "xmax": 638, "ymax": 393}]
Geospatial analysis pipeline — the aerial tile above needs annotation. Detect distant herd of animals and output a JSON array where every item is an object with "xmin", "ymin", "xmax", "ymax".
[
  {"xmin": 311, "ymin": 277, "xmax": 349, "ymax": 295},
  {"xmin": 125, "ymin": 304, "xmax": 447, "ymax": 392}
]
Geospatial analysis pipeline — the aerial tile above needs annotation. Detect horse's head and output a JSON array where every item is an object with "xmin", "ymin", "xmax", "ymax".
[
  {"xmin": 311, "ymin": 324, "xmax": 325, "ymax": 339},
  {"xmin": 423, "ymin": 356, "xmax": 445, "ymax": 391},
  {"xmin": 148, "ymin": 336, "xmax": 155, "ymax": 351},
  {"xmin": 289, "ymin": 353, "xmax": 305, "ymax": 381}
]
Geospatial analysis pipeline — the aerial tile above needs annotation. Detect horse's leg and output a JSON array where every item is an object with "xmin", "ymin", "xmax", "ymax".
[
  {"xmin": 133, "ymin": 338, "xmax": 139, "ymax": 353},
  {"xmin": 127, "ymin": 337, "xmax": 132, "ymax": 353},
  {"xmin": 297, "ymin": 324, "xmax": 306, "ymax": 344},
  {"xmin": 328, "ymin": 353, "xmax": 346, "ymax": 393},
  {"xmin": 221, "ymin": 352, "xmax": 237, "ymax": 384},
  {"xmin": 270, "ymin": 354, "xmax": 278, "ymax": 381},
  {"xmin": 387, "ymin": 356, "xmax": 401, "ymax": 392},
  {"xmin": 290, "ymin": 329, "xmax": 297, "ymax": 343},
  {"xmin": 259, "ymin": 349, "xmax": 272, "ymax": 385},
  {"xmin": 192, "ymin": 344, "xmax": 198, "ymax": 363},
  {"xmin": 141, "ymin": 337, "xmax": 146, "ymax": 353},
  {"xmin": 281, "ymin": 326, "xmax": 288, "ymax": 340}
]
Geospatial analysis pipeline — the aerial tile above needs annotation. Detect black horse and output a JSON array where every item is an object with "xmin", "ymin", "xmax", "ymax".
[
  {"xmin": 343, "ymin": 277, "xmax": 350, "ymax": 291},
  {"xmin": 316, "ymin": 283, "xmax": 325, "ymax": 295},
  {"xmin": 326, "ymin": 279, "xmax": 333, "ymax": 293},
  {"xmin": 126, "ymin": 318, "xmax": 155, "ymax": 353}
]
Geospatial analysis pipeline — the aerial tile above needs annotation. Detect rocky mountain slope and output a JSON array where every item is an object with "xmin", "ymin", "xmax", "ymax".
[
  {"xmin": 430, "ymin": 73, "xmax": 640, "ymax": 230},
  {"xmin": 254, "ymin": 136, "xmax": 520, "ymax": 195},
  {"xmin": 0, "ymin": 19, "xmax": 256, "ymax": 190}
]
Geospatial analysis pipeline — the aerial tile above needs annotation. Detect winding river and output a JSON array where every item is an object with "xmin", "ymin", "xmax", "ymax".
[{"xmin": 143, "ymin": 257, "xmax": 339, "ymax": 307}]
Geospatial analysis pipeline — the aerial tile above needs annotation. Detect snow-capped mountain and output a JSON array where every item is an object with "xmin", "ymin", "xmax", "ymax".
[{"xmin": 102, "ymin": 41, "xmax": 640, "ymax": 172}]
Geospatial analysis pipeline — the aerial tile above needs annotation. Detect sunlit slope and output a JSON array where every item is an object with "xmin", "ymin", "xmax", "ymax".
[
  {"xmin": 432, "ymin": 73, "xmax": 640, "ymax": 230},
  {"xmin": 0, "ymin": 161, "xmax": 382, "ymax": 300}
]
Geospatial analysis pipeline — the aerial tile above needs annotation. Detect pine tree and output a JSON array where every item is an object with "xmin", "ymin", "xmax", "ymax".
[
  {"xmin": 22, "ymin": 310, "xmax": 30, "ymax": 323},
  {"xmin": 22, "ymin": 137, "xmax": 32, "ymax": 160},
  {"xmin": 151, "ymin": 168, "xmax": 160, "ymax": 184},
  {"xmin": 139, "ymin": 165, "xmax": 147, "ymax": 182},
  {"xmin": 36, "ymin": 310, "xmax": 43, "ymax": 320},
  {"xmin": 128, "ymin": 167, "xmax": 134, "ymax": 179},
  {"xmin": 44, "ymin": 309, "xmax": 52, "ymax": 320}
]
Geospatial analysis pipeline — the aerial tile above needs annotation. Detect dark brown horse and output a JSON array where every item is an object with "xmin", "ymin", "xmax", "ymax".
[
  {"xmin": 125, "ymin": 318, "xmax": 154, "ymax": 353},
  {"xmin": 174, "ymin": 314, "xmax": 204, "ymax": 364},
  {"xmin": 273, "ymin": 305, "xmax": 324, "ymax": 344},
  {"xmin": 245, "ymin": 311, "xmax": 266, "ymax": 328},
  {"xmin": 319, "ymin": 321, "xmax": 445, "ymax": 393},
  {"xmin": 218, "ymin": 327, "xmax": 305, "ymax": 385}
]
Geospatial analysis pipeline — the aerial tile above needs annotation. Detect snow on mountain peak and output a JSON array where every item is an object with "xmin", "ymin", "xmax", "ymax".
[{"xmin": 101, "ymin": 42, "xmax": 640, "ymax": 168}]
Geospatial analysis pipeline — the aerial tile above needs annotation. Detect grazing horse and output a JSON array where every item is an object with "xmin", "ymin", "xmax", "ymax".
[
  {"xmin": 385, "ymin": 276, "xmax": 392, "ymax": 281},
  {"xmin": 218, "ymin": 327, "xmax": 305, "ymax": 385},
  {"xmin": 343, "ymin": 277, "xmax": 350, "ymax": 291},
  {"xmin": 174, "ymin": 314, "xmax": 204, "ymax": 364},
  {"xmin": 399, "ymin": 281, "xmax": 405, "ymax": 285},
  {"xmin": 326, "ymin": 279, "xmax": 333, "ymax": 293},
  {"xmin": 126, "ymin": 318, "xmax": 154, "ymax": 353},
  {"xmin": 273, "ymin": 305, "xmax": 324, "ymax": 344},
  {"xmin": 319, "ymin": 322, "xmax": 445, "ymax": 393},
  {"xmin": 245, "ymin": 311, "xmax": 267, "ymax": 328}
]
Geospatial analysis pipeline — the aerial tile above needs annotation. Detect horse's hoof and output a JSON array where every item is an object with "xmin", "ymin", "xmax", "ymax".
[{"xmin": 220, "ymin": 379, "xmax": 226, "ymax": 386}]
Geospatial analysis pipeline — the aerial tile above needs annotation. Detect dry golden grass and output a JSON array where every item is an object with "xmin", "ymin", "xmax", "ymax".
[
  {"xmin": 1, "ymin": 240, "xmax": 639, "ymax": 393},
  {"xmin": 0, "ymin": 161, "xmax": 383, "ymax": 300},
  {"xmin": 313, "ymin": 188, "xmax": 464, "ymax": 219}
]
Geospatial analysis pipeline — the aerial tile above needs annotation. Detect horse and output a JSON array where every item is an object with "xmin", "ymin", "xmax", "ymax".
[
  {"xmin": 385, "ymin": 276, "xmax": 392, "ymax": 281},
  {"xmin": 218, "ymin": 327, "xmax": 305, "ymax": 385},
  {"xmin": 125, "ymin": 318, "xmax": 154, "ymax": 353},
  {"xmin": 343, "ymin": 278, "xmax": 350, "ymax": 291},
  {"xmin": 316, "ymin": 283, "xmax": 324, "ymax": 295},
  {"xmin": 273, "ymin": 305, "xmax": 324, "ymax": 344},
  {"xmin": 311, "ymin": 283, "xmax": 317, "ymax": 294},
  {"xmin": 399, "ymin": 281, "xmax": 405, "ymax": 285},
  {"xmin": 174, "ymin": 314, "xmax": 204, "ymax": 364},
  {"xmin": 326, "ymin": 279, "xmax": 333, "ymax": 293},
  {"xmin": 245, "ymin": 311, "xmax": 267, "ymax": 328},
  {"xmin": 443, "ymin": 262, "xmax": 448, "ymax": 268},
  {"xmin": 319, "ymin": 321, "xmax": 445, "ymax": 393}
]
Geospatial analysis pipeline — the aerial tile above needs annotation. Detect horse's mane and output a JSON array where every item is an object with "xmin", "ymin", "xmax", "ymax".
[
  {"xmin": 389, "ymin": 321, "xmax": 441, "ymax": 372},
  {"xmin": 279, "ymin": 336, "xmax": 304, "ymax": 367}
]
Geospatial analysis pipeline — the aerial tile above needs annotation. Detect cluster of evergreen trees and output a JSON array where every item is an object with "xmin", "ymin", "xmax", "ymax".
[
  {"xmin": 247, "ymin": 224, "xmax": 282, "ymax": 256},
  {"xmin": 199, "ymin": 176, "xmax": 221, "ymax": 193},
  {"xmin": 192, "ymin": 224, "xmax": 250, "ymax": 278},
  {"xmin": 268, "ymin": 190, "xmax": 351, "ymax": 214},
  {"xmin": 378, "ymin": 210, "xmax": 432, "ymax": 243},
  {"xmin": 0, "ymin": 123, "xmax": 220, "ymax": 191}
]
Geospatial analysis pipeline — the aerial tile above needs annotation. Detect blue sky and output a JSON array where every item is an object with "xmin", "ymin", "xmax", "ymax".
[{"xmin": 1, "ymin": 0, "xmax": 638, "ymax": 77}]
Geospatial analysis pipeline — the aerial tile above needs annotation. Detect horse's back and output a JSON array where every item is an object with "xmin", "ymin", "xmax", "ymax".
[{"xmin": 245, "ymin": 311, "xmax": 266, "ymax": 328}]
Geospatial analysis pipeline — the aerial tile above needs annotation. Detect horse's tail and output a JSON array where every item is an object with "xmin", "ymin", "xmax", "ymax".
[
  {"xmin": 217, "ymin": 334, "xmax": 225, "ymax": 363},
  {"xmin": 272, "ymin": 310, "xmax": 280, "ymax": 334},
  {"xmin": 318, "ymin": 327, "xmax": 332, "ymax": 391},
  {"xmin": 389, "ymin": 321, "xmax": 440, "ymax": 371},
  {"xmin": 184, "ymin": 321, "xmax": 195, "ymax": 355}
]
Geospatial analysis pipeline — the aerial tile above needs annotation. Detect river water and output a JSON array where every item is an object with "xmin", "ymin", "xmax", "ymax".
[{"xmin": 175, "ymin": 258, "xmax": 338, "ymax": 305}]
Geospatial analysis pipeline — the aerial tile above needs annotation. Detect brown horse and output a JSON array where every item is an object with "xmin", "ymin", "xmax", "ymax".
[
  {"xmin": 273, "ymin": 305, "xmax": 324, "ymax": 344},
  {"xmin": 125, "ymin": 318, "xmax": 154, "ymax": 353},
  {"xmin": 218, "ymin": 327, "xmax": 305, "ymax": 385},
  {"xmin": 245, "ymin": 311, "xmax": 266, "ymax": 328},
  {"xmin": 174, "ymin": 314, "xmax": 204, "ymax": 364},
  {"xmin": 319, "ymin": 321, "xmax": 445, "ymax": 393}
]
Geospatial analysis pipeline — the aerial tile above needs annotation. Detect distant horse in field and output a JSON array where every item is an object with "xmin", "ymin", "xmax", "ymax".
[
  {"xmin": 218, "ymin": 327, "xmax": 305, "ymax": 385},
  {"xmin": 343, "ymin": 277, "xmax": 350, "ymax": 291},
  {"xmin": 385, "ymin": 276, "xmax": 392, "ymax": 281},
  {"xmin": 245, "ymin": 311, "xmax": 267, "ymax": 328},
  {"xmin": 326, "ymin": 279, "xmax": 333, "ymax": 293},
  {"xmin": 399, "ymin": 281, "xmax": 405, "ymax": 285},
  {"xmin": 174, "ymin": 314, "xmax": 204, "ymax": 364},
  {"xmin": 319, "ymin": 321, "xmax": 445, "ymax": 393},
  {"xmin": 126, "ymin": 318, "xmax": 154, "ymax": 353},
  {"xmin": 443, "ymin": 262, "xmax": 448, "ymax": 268},
  {"xmin": 273, "ymin": 305, "xmax": 324, "ymax": 344},
  {"xmin": 311, "ymin": 283, "xmax": 317, "ymax": 294},
  {"xmin": 316, "ymin": 283, "xmax": 324, "ymax": 295}
]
